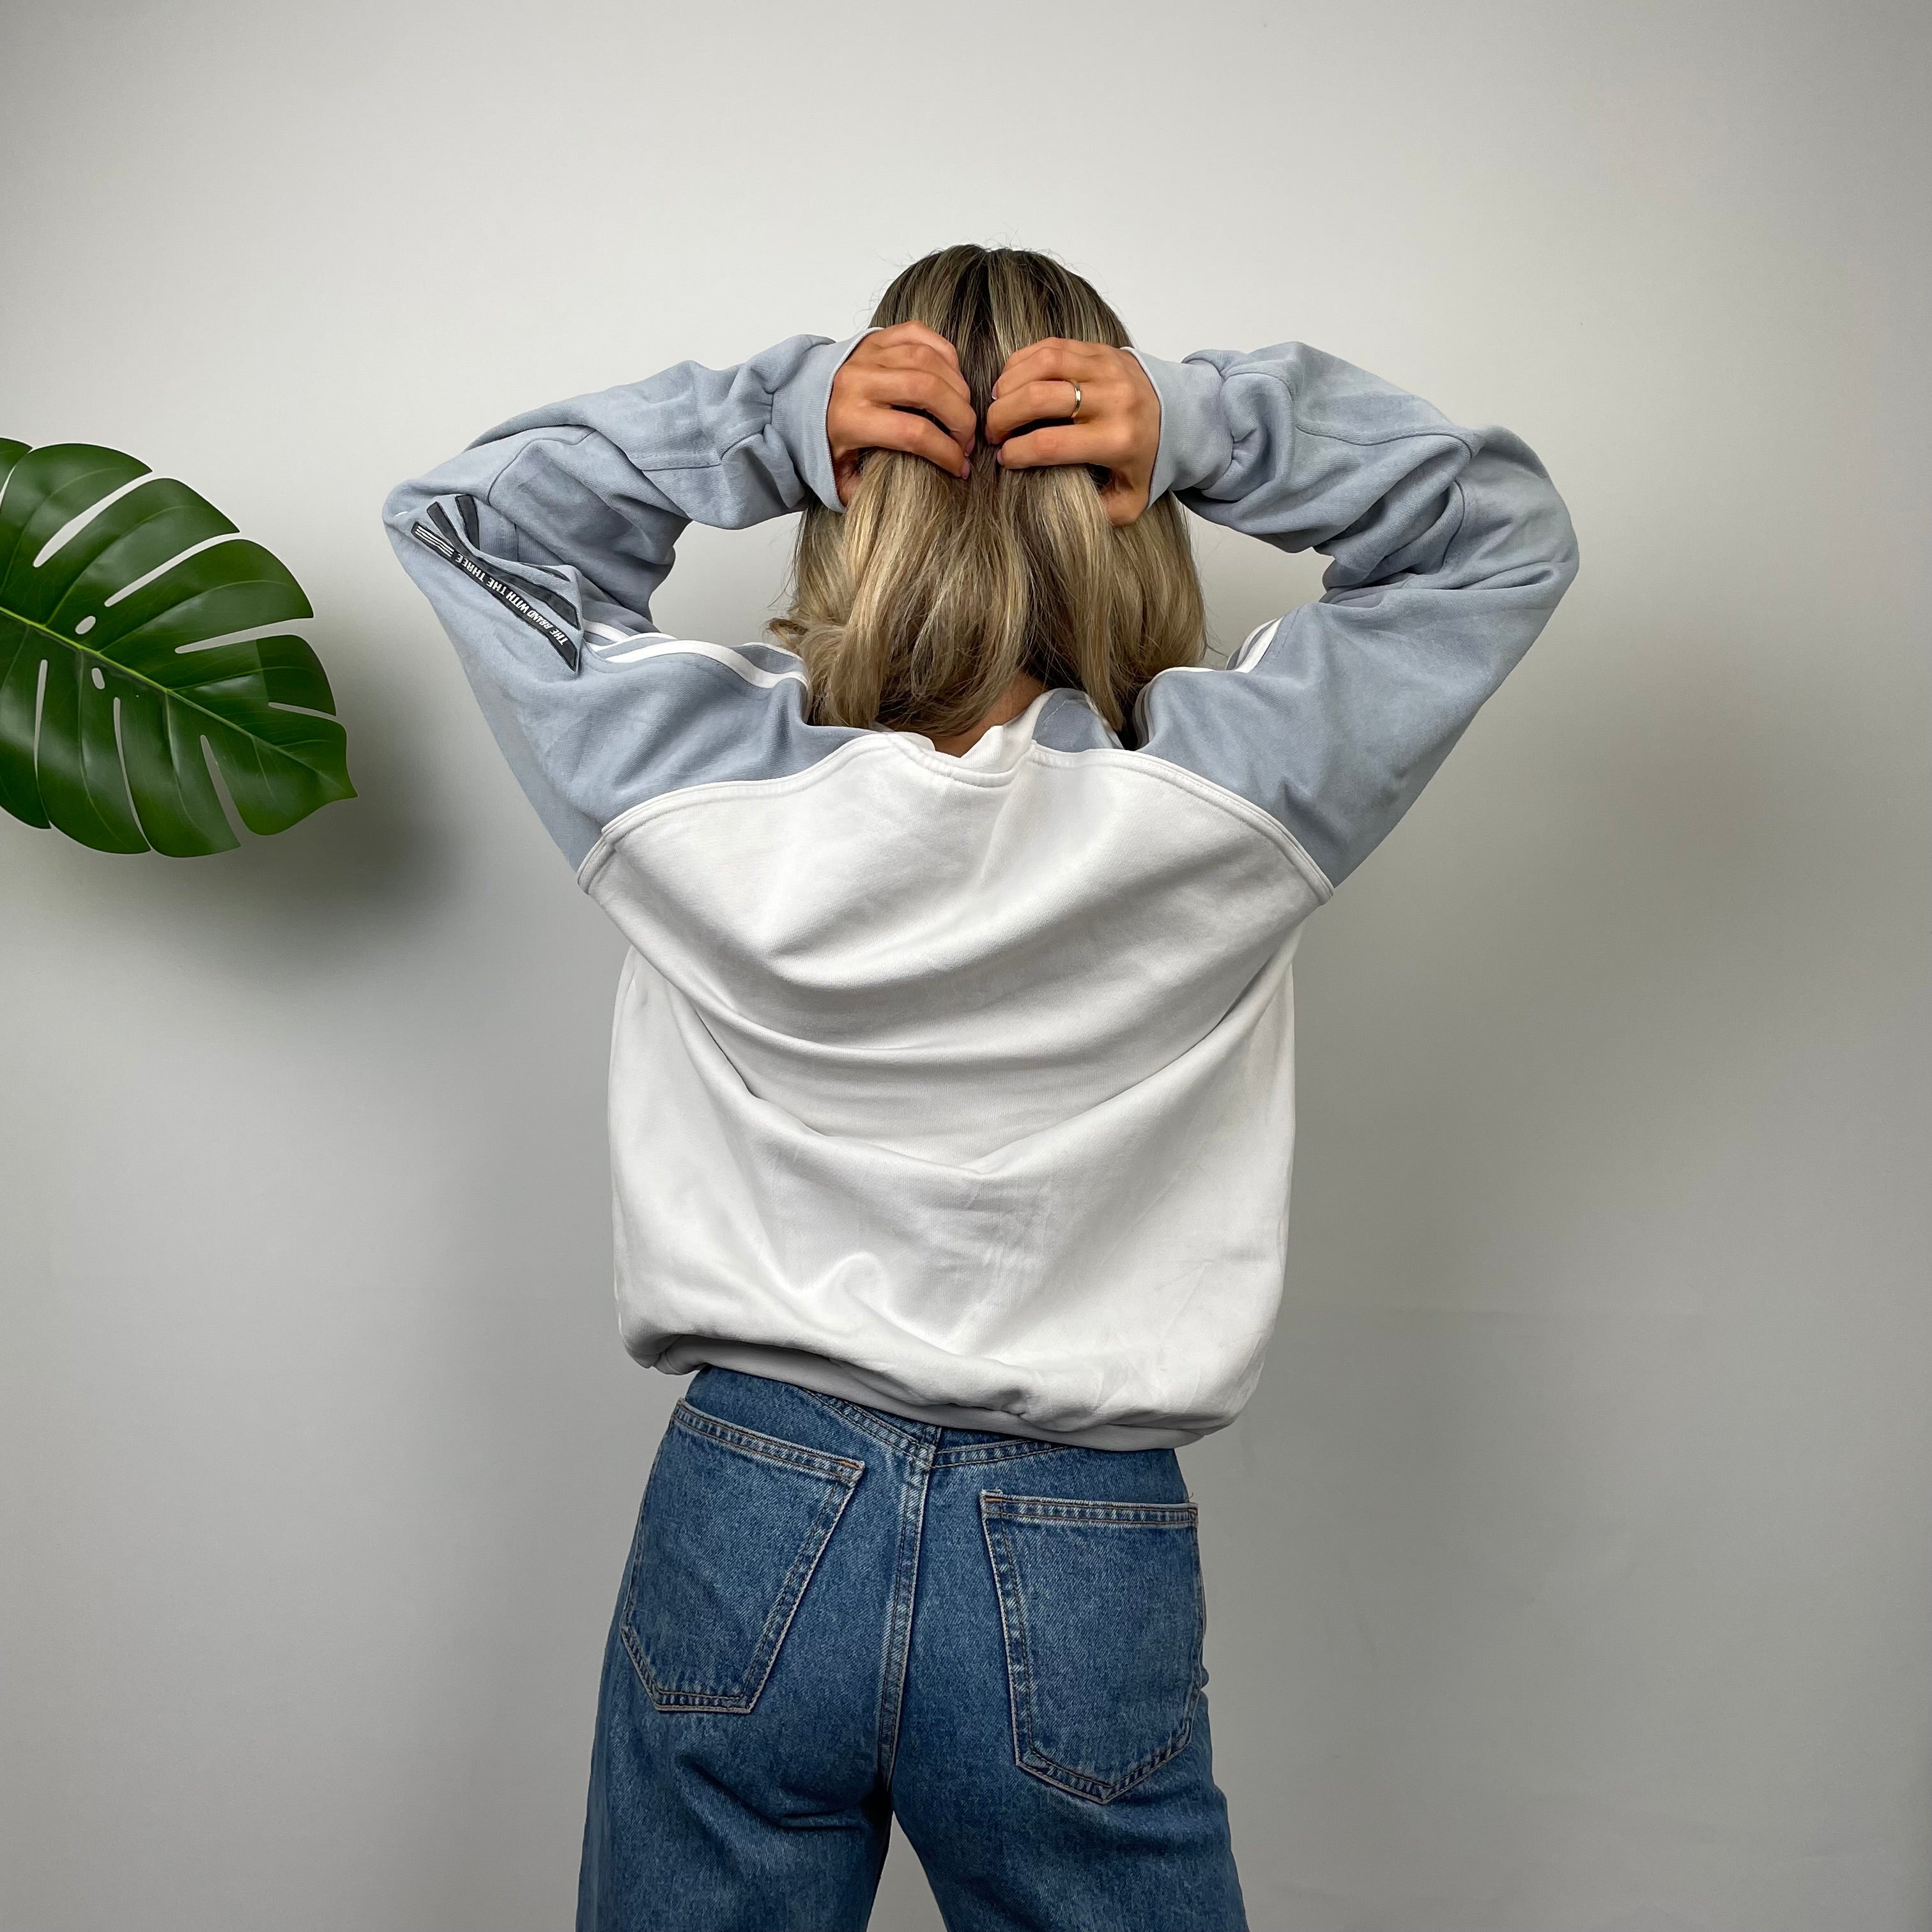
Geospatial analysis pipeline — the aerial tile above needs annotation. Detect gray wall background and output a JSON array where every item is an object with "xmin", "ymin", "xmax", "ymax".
[{"xmin": 3, "ymin": 1, "xmax": 1927, "ymax": 1927}]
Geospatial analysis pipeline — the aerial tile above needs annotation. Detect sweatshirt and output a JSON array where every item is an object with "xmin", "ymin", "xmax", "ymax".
[{"xmin": 381, "ymin": 328, "xmax": 1578, "ymax": 1450}]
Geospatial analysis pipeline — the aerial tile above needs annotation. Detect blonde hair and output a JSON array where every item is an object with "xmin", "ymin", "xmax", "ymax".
[{"xmin": 772, "ymin": 245, "xmax": 1205, "ymax": 738}]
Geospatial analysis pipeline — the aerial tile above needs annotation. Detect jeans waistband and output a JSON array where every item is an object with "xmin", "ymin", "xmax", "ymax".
[{"xmin": 686, "ymin": 1365, "xmax": 1091, "ymax": 1469}]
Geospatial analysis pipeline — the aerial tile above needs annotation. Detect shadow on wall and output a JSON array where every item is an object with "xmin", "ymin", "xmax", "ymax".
[
  {"xmin": 1188, "ymin": 578, "xmax": 1920, "ymax": 1917},
  {"xmin": 4, "ymin": 606, "xmax": 460, "ymax": 968}
]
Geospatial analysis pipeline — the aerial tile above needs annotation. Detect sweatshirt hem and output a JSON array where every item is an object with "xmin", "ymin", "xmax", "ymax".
[{"xmin": 650, "ymin": 1338, "xmax": 1214, "ymax": 1452}]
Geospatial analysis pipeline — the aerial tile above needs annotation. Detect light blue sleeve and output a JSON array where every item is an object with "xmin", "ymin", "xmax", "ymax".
[
  {"xmin": 380, "ymin": 332, "xmax": 871, "ymax": 869},
  {"xmin": 1129, "ymin": 343, "xmax": 1580, "ymax": 888}
]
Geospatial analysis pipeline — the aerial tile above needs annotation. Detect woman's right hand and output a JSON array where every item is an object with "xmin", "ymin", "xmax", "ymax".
[
  {"xmin": 985, "ymin": 339, "xmax": 1163, "ymax": 527},
  {"xmin": 827, "ymin": 323, "xmax": 977, "ymax": 503}
]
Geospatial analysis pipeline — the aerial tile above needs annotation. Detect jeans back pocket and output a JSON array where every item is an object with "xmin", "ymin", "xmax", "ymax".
[
  {"xmin": 621, "ymin": 1401, "xmax": 862, "ymax": 1714},
  {"xmin": 979, "ymin": 1491, "xmax": 1205, "ymax": 1803}
]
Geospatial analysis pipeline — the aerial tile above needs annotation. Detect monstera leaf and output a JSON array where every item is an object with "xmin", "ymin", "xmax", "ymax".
[{"xmin": 0, "ymin": 439, "xmax": 353, "ymax": 854}]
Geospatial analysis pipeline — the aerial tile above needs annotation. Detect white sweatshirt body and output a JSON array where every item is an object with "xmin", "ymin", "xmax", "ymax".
[{"xmin": 384, "ymin": 331, "xmax": 1577, "ymax": 1448}]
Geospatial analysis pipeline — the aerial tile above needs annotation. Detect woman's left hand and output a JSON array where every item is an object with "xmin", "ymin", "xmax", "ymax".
[
  {"xmin": 827, "ymin": 323, "xmax": 978, "ymax": 504},
  {"xmin": 984, "ymin": 340, "xmax": 1163, "ymax": 527}
]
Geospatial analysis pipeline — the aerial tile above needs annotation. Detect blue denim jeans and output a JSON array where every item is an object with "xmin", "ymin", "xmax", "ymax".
[{"xmin": 578, "ymin": 1367, "xmax": 1247, "ymax": 1931}]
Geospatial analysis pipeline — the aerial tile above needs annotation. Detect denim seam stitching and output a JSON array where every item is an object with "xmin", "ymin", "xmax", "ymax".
[
  {"xmin": 979, "ymin": 1496, "xmax": 1036, "ymax": 1797},
  {"xmin": 930, "ymin": 1440, "xmax": 1080, "ymax": 1468},
  {"xmin": 619, "ymin": 1413, "xmax": 862, "ymax": 1714},
  {"xmin": 624, "ymin": 1473, "xmax": 857, "ymax": 1713},
  {"xmin": 977, "ymin": 1491, "xmax": 1203, "ymax": 1805},
  {"xmin": 981, "ymin": 1495, "xmax": 1199, "ymax": 1527},
  {"xmin": 875, "ymin": 1456, "xmax": 931, "ymax": 1777},
  {"xmin": 792, "ymin": 1386, "xmax": 933, "ymax": 1459},
  {"xmin": 672, "ymin": 1398, "xmax": 864, "ymax": 1480}
]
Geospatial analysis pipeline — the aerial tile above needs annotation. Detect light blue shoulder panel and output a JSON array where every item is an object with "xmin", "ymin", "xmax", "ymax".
[
  {"xmin": 380, "ymin": 333, "xmax": 871, "ymax": 868},
  {"xmin": 1130, "ymin": 344, "xmax": 1580, "ymax": 887}
]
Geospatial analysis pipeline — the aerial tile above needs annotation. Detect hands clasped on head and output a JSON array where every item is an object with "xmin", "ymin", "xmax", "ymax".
[{"xmin": 825, "ymin": 322, "xmax": 1162, "ymax": 527}]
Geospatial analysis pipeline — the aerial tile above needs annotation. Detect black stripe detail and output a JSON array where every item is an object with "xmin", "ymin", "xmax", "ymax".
[
  {"xmin": 410, "ymin": 514, "xmax": 579, "ymax": 671},
  {"xmin": 442, "ymin": 496, "xmax": 581, "ymax": 626}
]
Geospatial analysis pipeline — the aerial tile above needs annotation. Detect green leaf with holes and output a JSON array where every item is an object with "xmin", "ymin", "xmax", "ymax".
[{"xmin": 0, "ymin": 438, "xmax": 354, "ymax": 855}]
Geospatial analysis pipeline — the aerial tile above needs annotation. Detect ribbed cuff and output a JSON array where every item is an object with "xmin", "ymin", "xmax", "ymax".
[
  {"xmin": 770, "ymin": 328, "xmax": 878, "ymax": 514},
  {"xmin": 1131, "ymin": 350, "xmax": 1231, "ymax": 504}
]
